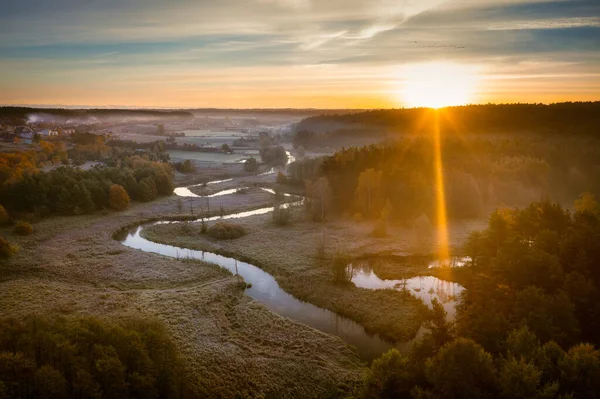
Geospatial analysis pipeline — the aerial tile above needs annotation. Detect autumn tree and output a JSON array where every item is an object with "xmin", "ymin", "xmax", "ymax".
[
  {"xmin": 108, "ymin": 184, "xmax": 130, "ymax": 211},
  {"xmin": 306, "ymin": 177, "xmax": 332, "ymax": 222}
]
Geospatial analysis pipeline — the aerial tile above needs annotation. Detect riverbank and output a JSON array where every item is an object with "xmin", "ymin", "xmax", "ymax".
[
  {"xmin": 141, "ymin": 205, "xmax": 433, "ymax": 343},
  {"xmin": 0, "ymin": 194, "xmax": 365, "ymax": 397}
]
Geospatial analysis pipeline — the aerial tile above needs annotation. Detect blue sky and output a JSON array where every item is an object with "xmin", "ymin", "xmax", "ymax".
[{"xmin": 0, "ymin": 0, "xmax": 598, "ymax": 108}]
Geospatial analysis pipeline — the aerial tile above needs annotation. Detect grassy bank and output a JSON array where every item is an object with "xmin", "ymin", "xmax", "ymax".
[
  {"xmin": 0, "ymin": 193, "xmax": 365, "ymax": 397},
  {"xmin": 142, "ymin": 208, "xmax": 433, "ymax": 343}
]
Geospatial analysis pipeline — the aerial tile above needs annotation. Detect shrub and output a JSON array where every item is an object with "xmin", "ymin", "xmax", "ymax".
[
  {"xmin": 108, "ymin": 184, "xmax": 130, "ymax": 211},
  {"xmin": 0, "ymin": 205, "xmax": 9, "ymax": 225},
  {"xmin": 332, "ymin": 251, "xmax": 352, "ymax": 283},
  {"xmin": 206, "ymin": 222, "xmax": 247, "ymax": 240},
  {"xmin": 276, "ymin": 171, "xmax": 288, "ymax": 184},
  {"xmin": 13, "ymin": 221, "xmax": 33, "ymax": 236},
  {"xmin": 0, "ymin": 235, "xmax": 18, "ymax": 258},
  {"xmin": 273, "ymin": 204, "xmax": 291, "ymax": 226}
]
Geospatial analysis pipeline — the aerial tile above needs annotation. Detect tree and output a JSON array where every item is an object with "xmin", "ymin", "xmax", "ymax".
[
  {"xmin": 574, "ymin": 192, "xmax": 600, "ymax": 216},
  {"xmin": 244, "ymin": 157, "xmax": 258, "ymax": 172},
  {"xmin": 156, "ymin": 124, "xmax": 165, "ymax": 135},
  {"xmin": 221, "ymin": 143, "xmax": 231, "ymax": 153},
  {"xmin": 33, "ymin": 365, "xmax": 67, "ymax": 399},
  {"xmin": 357, "ymin": 349, "xmax": 414, "ymax": 399},
  {"xmin": 558, "ymin": 343, "xmax": 600, "ymax": 398},
  {"xmin": 425, "ymin": 338, "xmax": 497, "ymax": 399},
  {"xmin": 306, "ymin": 177, "xmax": 332, "ymax": 222},
  {"xmin": 108, "ymin": 184, "xmax": 130, "ymax": 211},
  {"xmin": 276, "ymin": 171, "xmax": 288, "ymax": 184}
]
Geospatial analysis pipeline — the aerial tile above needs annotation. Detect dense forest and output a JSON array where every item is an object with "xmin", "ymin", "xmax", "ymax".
[
  {"xmin": 293, "ymin": 102, "xmax": 600, "ymax": 148},
  {"xmin": 0, "ymin": 316, "xmax": 188, "ymax": 399},
  {"xmin": 354, "ymin": 196, "xmax": 600, "ymax": 399},
  {"xmin": 291, "ymin": 135, "xmax": 600, "ymax": 222}
]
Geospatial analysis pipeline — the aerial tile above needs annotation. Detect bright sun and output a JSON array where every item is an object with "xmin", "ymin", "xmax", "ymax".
[{"xmin": 399, "ymin": 62, "xmax": 479, "ymax": 108}]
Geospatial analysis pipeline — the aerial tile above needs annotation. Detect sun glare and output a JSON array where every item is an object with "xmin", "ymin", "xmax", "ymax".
[{"xmin": 399, "ymin": 62, "xmax": 479, "ymax": 108}]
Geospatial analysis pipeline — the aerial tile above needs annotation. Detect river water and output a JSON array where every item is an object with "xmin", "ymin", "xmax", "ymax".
[{"xmin": 117, "ymin": 154, "xmax": 464, "ymax": 361}]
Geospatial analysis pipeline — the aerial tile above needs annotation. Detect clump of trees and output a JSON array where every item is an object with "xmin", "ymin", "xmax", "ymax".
[
  {"xmin": 259, "ymin": 145, "xmax": 287, "ymax": 166},
  {"xmin": 0, "ymin": 316, "xmax": 188, "ymax": 399},
  {"xmin": 243, "ymin": 157, "xmax": 258, "ymax": 172},
  {"xmin": 355, "ymin": 195, "xmax": 600, "ymax": 398},
  {"xmin": 206, "ymin": 222, "xmax": 246, "ymax": 240},
  {"xmin": 174, "ymin": 160, "xmax": 196, "ymax": 173},
  {"xmin": 0, "ymin": 155, "xmax": 173, "ymax": 218}
]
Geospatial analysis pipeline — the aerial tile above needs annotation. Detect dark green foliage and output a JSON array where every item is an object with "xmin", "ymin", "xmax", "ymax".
[
  {"xmin": 206, "ymin": 222, "xmax": 247, "ymax": 240},
  {"xmin": 0, "ymin": 316, "xmax": 187, "ymax": 399},
  {"xmin": 357, "ymin": 196, "xmax": 600, "ymax": 398},
  {"xmin": 259, "ymin": 145, "xmax": 287, "ymax": 166},
  {"xmin": 243, "ymin": 157, "xmax": 258, "ymax": 172},
  {"xmin": 173, "ymin": 160, "xmax": 195, "ymax": 173},
  {"xmin": 0, "ymin": 156, "xmax": 173, "ymax": 217}
]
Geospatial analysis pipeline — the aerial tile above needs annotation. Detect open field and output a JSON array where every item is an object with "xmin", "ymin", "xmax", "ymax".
[{"xmin": 0, "ymin": 192, "xmax": 365, "ymax": 397}]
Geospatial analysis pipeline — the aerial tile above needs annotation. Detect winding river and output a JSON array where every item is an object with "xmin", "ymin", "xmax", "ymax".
[{"xmin": 116, "ymin": 153, "xmax": 464, "ymax": 361}]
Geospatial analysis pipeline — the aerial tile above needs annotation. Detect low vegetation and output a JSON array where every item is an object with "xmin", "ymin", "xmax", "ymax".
[
  {"xmin": 0, "ymin": 235, "xmax": 18, "ymax": 258},
  {"xmin": 13, "ymin": 221, "xmax": 33, "ymax": 236},
  {"xmin": 206, "ymin": 222, "xmax": 247, "ymax": 240}
]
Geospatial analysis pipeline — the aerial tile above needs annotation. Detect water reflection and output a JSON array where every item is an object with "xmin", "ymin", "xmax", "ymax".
[
  {"xmin": 120, "ymin": 226, "xmax": 394, "ymax": 361},
  {"xmin": 427, "ymin": 256, "xmax": 471, "ymax": 269},
  {"xmin": 348, "ymin": 262, "xmax": 465, "ymax": 319}
]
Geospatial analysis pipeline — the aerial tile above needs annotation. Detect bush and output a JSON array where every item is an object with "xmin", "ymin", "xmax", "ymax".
[
  {"xmin": 0, "ymin": 235, "xmax": 18, "ymax": 258},
  {"xmin": 332, "ymin": 251, "xmax": 352, "ymax": 283},
  {"xmin": 206, "ymin": 222, "xmax": 247, "ymax": 240},
  {"xmin": 273, "ymin": 204, "xmax": 291, "ymax": 226},
  {"xmin": 0, "ymin": 205, "xmax": 9, "ymax": 225},
  {"xmin": 276, "ymin": 171, "xmax": 288, "ymax": 184},
  {"xmin": 108, "ymin": 184, "xmax": 130, "ymax": 211},
  {"xmin": 13, "ymin": 221, "xmax": 33, "ymax": 236}
]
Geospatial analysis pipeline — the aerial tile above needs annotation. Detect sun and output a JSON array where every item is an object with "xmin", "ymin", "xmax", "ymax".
[{"xmin": 398, "ymin": 62, "xmax": 479, "ymax": 108}]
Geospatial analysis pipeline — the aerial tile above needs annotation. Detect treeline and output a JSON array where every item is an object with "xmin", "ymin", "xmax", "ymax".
[
  {"xmin": 0, "ymin": 107, "xmax": 193, "ymax": 125},
  {"xmin": 0, "ymin": 155, "xmax": 173, "ymax": 218},
  {"xmin": 295, "ymin": 102, "xmax": 600, "ymax": 138},
  {"xmin": 294, "ymin": 136, "xmax": 600, "ymax": 222},
  {"xmin": 0, "ymin": 316, "xmax": 188, "ymax": 399},
  {"xmin": 355, "ymin": 196, "xmax": 600, "ymax": 398}
]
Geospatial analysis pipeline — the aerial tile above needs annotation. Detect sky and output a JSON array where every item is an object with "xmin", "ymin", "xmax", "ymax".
[{"xmin": 0, "ymin": 0, "xmax": 599, "ymax": 108}]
